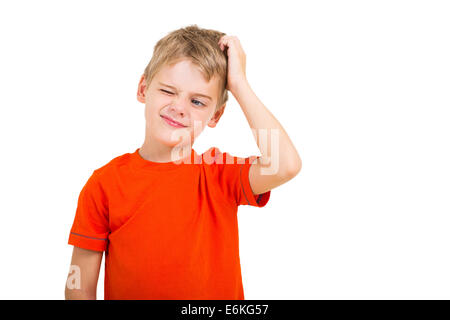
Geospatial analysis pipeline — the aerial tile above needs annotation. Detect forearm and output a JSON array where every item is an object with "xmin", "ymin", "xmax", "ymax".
[
  {"xmin": 231, "ymin": 79, "xmax": 302, "ymax": 174},
  {"xmin": 65, "ymin": 287, "xmax": 97, "ymax": 300},
  {"xmin": 65, "ymin": 247, "xmax": 103, "ymax": 300}
]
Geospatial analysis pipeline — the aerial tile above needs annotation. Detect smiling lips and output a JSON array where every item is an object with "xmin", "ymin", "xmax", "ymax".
[{"xmin": 161, "ymin": 115, "xmax": 187, "ymax": 128}]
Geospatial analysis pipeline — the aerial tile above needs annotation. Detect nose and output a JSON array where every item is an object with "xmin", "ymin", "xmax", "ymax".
[{"xmin": 168, "ymin": 96, "xmax": 190, "ymax": 118}]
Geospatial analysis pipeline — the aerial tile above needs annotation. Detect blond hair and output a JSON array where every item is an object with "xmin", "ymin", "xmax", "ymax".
[{"xmin": 143, "ymin": 24, "xmax": 229, "ymax": 112}]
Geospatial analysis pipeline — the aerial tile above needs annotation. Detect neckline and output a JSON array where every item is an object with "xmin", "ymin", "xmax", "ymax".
[{"xmin": 130, "ymin": 147, "xmax": 200, "ymax": 172}]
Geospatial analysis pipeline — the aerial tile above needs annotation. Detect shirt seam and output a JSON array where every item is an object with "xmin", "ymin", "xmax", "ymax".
[
  {"xmin": 70, "ymin": 232, "xmax": 108, "ymax": 241},
  {"xmin": 239, "ymin": 163, "xmax": 251, "ymax": 205}
]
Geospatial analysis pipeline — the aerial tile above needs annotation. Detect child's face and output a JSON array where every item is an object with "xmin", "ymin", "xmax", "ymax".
[{"xmin": 137, "ymin": 58, "xmax": 225, "ymax": 148}]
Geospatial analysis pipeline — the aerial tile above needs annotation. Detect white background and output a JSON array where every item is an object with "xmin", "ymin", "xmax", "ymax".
[{"xmin": 0, "ymin": 0, "xmax": 449, "ymax": 299}]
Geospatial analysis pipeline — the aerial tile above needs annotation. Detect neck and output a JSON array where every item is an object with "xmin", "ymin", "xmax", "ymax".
[{"xmin": 139, "ymin": 140, "xmax": 192, "ymax": 163}]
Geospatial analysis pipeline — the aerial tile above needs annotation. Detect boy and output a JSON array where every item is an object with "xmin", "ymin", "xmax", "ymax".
[{"xmin": 65, "ymin": 24, "xmax": 301, "ymax": 300}]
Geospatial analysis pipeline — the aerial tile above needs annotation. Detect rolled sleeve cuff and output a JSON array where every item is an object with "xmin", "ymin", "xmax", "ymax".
[
  {"xmin": 68, "ymin": 231, "xmax": 108, "ymax": 252},
  {"xmin": 240, "ymin": 156, "xmax": 271, "ymax": 207}
]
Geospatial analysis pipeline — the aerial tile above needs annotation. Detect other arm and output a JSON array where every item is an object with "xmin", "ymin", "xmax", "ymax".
[{"xmin": 65, "ymin": 246, "xmax": 103, "ymax": 300}]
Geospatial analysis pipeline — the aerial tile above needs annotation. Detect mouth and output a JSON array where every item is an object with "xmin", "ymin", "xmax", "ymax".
[{"xmin": 160, "ymin": 115, "xmax": 187, "ymax": 128}]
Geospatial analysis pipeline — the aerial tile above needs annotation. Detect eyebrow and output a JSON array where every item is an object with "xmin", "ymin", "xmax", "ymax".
[{"xmin": 158, "ymin": 82, "xmax": 212, "ymax": 101}]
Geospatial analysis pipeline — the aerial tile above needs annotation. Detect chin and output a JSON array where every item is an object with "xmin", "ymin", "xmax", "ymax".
[{"xmin": 153, "ymin": 131, "xmax": 191, "ymax": 148}]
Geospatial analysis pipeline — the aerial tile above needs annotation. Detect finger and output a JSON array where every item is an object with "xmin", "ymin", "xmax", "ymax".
[
  {"xmin": 218, "ymin": 39, "xmax": 226, "ymax": 51},
  {"xmin": 220, "ymin": 38, "xmax": 232, "ymax": 49},
  {"xmin": 219, "ymin": 41, "xmax": 228, "ymax": 52},
  {"xmin": 218, "ymin": 36, "xmax": 227, "ymax": 46}
]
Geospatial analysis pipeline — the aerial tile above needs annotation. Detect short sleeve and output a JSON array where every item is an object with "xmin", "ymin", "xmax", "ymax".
[
  {"xmin": 239, "ymin": 155, "xmax": 271, "ymax": 207},
  {"xmin": 211, "ymin": 148, "xmax": 271, "ymax": 207},
  {"xmin": 68, "ymin": 170, "xmax": 110, "ymax": 252}
]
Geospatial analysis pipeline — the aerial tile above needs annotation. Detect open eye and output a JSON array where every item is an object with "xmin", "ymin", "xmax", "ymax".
[{"xmin": 192, "ymin": 99, "xmax": 205, "ymax": 107}]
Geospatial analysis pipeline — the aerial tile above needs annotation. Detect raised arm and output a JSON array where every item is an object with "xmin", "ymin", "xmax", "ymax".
[{"xmin": 218, "ymin": 36, "xmax": 302, "ymax": 195}]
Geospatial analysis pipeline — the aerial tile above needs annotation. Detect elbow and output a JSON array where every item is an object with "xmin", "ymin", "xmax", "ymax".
[
  {"xmin": 278, "ymin": 163, "xmax": 301, "ymax": 181},
  {"xmin": 285, "ymin": 155, "xmax": 302, "ymax": 178},
  {"xmin": 287, "ymin": 164, "xmax": 301, "ymax": 178}
]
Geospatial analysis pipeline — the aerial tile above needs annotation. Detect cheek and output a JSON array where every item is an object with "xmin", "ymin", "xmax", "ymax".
[
  {"xmin": 191, "ymin": 113, "xmax": 211, "ymax": 130},
  {"xmin": 144, "ymin": 103, "xmax": 159, "ymax": 124},
  {"xmin": 154, "ymin": 94, "xmax": 170, "ymax": 104},
  {"xmin": 145, "ymin": 96, "xmax": 165, "ymax": 115},
  {"xmin": 146, "ymin": 92, "xmax": 169, "ymax": 107}
]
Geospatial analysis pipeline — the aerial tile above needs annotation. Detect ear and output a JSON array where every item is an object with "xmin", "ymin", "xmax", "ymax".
[
  {"xmin": 207, "ymin": 104, "xmax": 226, "ymax": 128},
  {"xmin": 137, "ymin": 74, "xmax": 147, "ymax": 103}
]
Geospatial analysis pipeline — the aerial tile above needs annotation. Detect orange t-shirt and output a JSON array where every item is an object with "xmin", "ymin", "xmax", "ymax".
[{"xmin": 68, "ymin": 146, "xmax": 271, "ymax": 300}]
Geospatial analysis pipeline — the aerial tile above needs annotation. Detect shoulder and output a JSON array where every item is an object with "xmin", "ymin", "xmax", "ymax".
[{"xmin": 92, "ymin": 150, "xmax": 133, "ymax": 179}]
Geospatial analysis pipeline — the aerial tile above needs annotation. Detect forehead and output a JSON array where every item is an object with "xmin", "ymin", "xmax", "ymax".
[{"xmin": 155, "ymin": 59, "xmax": 220, "ymax": 97}]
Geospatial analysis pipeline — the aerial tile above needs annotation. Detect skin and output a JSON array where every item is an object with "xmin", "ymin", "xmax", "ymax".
[
  {"xmin": 65, "ymin": 247, "xmax": 102, "ymax": 300},
  {"xmin": 136, "ymin": 58, "xmax": 227, "ymax": 163}
]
